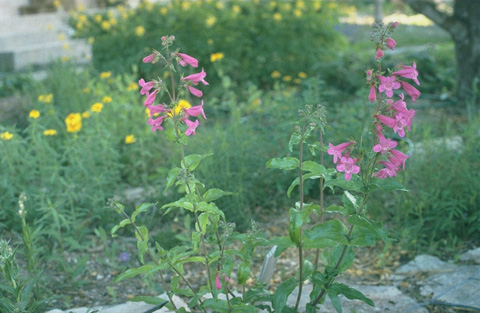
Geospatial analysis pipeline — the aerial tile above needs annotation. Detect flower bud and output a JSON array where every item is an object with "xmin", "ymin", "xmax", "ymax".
[{"xmin": 375, "ymin": 48, "xmax": 384, "ymax": 60}]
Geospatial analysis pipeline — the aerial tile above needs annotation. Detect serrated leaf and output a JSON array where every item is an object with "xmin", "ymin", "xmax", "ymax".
[
  {"xmin": 165, "ymin": 167, "xmax": 181, "ymax": 191},
  {"xmin": 266, "ymin": 157, "xmax": 300, "ymax": 171},
  {"xmin": 182, "ymin": 153, "xmax": 213, "ymax": 172},
  {"xmin": 203, "ymin": 188, "xmax": 233, "ymax": 202},
  {"xmin": 350, "ymin": 225, "xmax": 378, "ymax": 246},
  {"xmin": 324, "ymin": 176, "xmax": 362, "ymax": 192},
  {"xmin": 302, "ymin": 161, "xmax": 326, "ymax": 175},
  {"xmin": 329, "ymin": 283, "xmax": 375, "ymax": 307},
  {"xmin": 114, "ymin": 264, "xmax": 156, "ymax": 283},
  {"xmin": 136, "ymin": 225, "xmax": 149, "ymax": 264},
  {"xmin": 273, "ymin": 277, "xmax": 297, "ymax": 313},
  {"xmin": 342, "ymin": 191, "xmax": 359, "ymax": 212},
  {"xmin": 196, "ymin": 202, "xmax": 225, "ymax": 220},
  {"xmin": 348, "ymin": 215, "xmax": 390, "ymax": 243},
  {"xmin": 161, "ymin": 199, "xmax": 194, "ymax": 212},
  {"xmin": 289, "ymin": 131, "xmax": 302, "ymax": 152},
  {"xmin": 304, "ymin": 220, "xmax": 349, "ymax": 246},
  {"xmin": 370, "ymin": 178, "xmax": 409, "ymax": 193}
]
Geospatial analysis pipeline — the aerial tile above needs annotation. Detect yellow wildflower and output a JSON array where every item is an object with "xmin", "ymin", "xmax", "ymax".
[
  {"xmin": 95, "ymin": 14, "xmax": 102, "ymax": 22},
  {"xmin": 102, "ymin": 96, "xmax": 112, "ymax": 103},
  {"xmin": 53, "ymin": 0, "xmax": 60, "ymax": 8},
  {"xmin": 215, "ymin": 2, "xmax": 224, "ymax": 10},
  {"xmin": 58, "ymin": 33, "xmax": 66, "ymax": 41},
  {"xmin": 78, "ymin": 15, "xmax": 87, "ymax": 23},
  {"xmin": 88, "ymin": 37, "xmax": 95, "ymax": 44},
  {"xmin": 100, "ymin": 71, "xmax": 111, "ymax": 79},
  {"xmin": 182, "ymin": 2, "xmax": 191, "ymax": 10},
  {"xmin": 294, "ymin": 9, "xmax": 302, "ymax": 17},
  {"xmin": 294, "ymin": 78, "xmax": 302, "ymax": 84},
  {"xmin": 135, "ymin": 26, "xmax": 145, "ymax": 37},
  {"xmin": 206, "ymin": 16, "xmax": 217, "ymax": 27},
  {"xmin": 38, "ymin": 94, "xmax": 53, "ymax": 103},
  {"xmin": 273, "ymin": 13, "xmax": 282, "ymax": 21},
  {"xmin": 127, "ymin": 82, "xmax": 139, "ymax": 91},
  {"xmin": 62, "ymin": 43, "xmax": 69, "ymax": 50},
  {"xmin": 296, "ymin": 1, "xmax": 305, "ymax": 9},
  {"xmin": 283, "ymin": 75, "xmax": 292, "ymax": 82},
  {"xmin": 46, "ymin": 23, "xmax": 53, "ymax": 30},
  {"xmin": 125, "ymin": 134, "xmax": 136, "ymax": 144},
  {"xmin": 82, "ymin": 111, "xmax": 91, "ymax": 118},
  {"xmin": 210, "ymin": 52, "xmax": 224, "ymax": 63},
  {"xmin": 232, "ymin": 5, "xmax": 241, "ymax": 14},
  {"xmin": 109, "ymin": 18, "xmax": 117, "ymax": 26},
  {"xmin": 29, "ymin": 110, "xmax": 40, "ymax": 119},
  {"xmin": 43, "ymin": 129, "xmax": 57, "ymax": 136},
  {"xmin": 65, "ymin": 113, "xmax": 82, "ymax": 133},
  {"xmin": 298, "ymin": 72, "xmax": 307, "ymax": 79},
  {"xmin": 101, "ymin": 21, "xmax": 111, "ymax": 30},
  {"xmin": 91, "ymin": 102, "xmax": 103, "ymax": 113},
  {"xmin": 160, "ymin": 7, "xmax": 168, "ymax": 15},
  {"xmin": 0, "ymin": 131, "xmax": 13, "ymax": 140},
  {"xmin": 168, "ymin": 99, "xmax": 191, "ymax": 117},
  {"xmin": 207, "ymin": 39, "xmax": 214, "ymax": 45},
  {"xmin": 61, "ymin": 56, "xmax": 70, "ymax": 62},
  {"xmin": 270, "ymin": 1, "xmax": 277, "ymax": 8},
  {"xmin": 271, "ymin": 70, "xmax": 281, "ymax": 79}
]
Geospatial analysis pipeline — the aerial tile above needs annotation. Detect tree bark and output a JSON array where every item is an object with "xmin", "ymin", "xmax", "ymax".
[{"xmin": 403, "ymin": 0, "xmax": 480, "ymax": 107}]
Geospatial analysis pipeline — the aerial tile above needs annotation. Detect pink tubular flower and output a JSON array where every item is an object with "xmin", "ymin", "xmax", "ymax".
[
  {"xmin": 327, "ymin": 141, "xmax": 355, "ymax": 164},
  {"xmin": 375, "ymin": 114, "xmax": 396, "ymax": 129},
  {"xmin": 394, "ymin": 62, "xmax": 420, "ymax": 85},
  {"xmin": 375, "ymin": 162, "xmax": 398, "ymax": 179},
  {"xmin": 146, "ymin": 103, "xmax": 168, "ymax": 117},
  {"xmin": 186, "ymin": 86, "xmax": 203, "ymax": 98},
  {"xmin": 376, "ymin": 48, "xmax": 384, "ymax": 60},
  {"xmin": 400, "ymin": 81, "xmax": 421, "ymax": 102},
  {"xmin": 390, "ymin": 149, "xmax": 409, "ymax": 170},
  {"xmin": 369, "ymin": 85, "xmax": 376, "ymax": 102},
  {"xmin": 386, "ymin": 38, "xmax": 396, "ymax": 50},
  {"xmin": 138, "ymin": 78, "xmax": 155, "ymax": 95},
  {"xmin": 184, "ymin": 100, "xmax": 207, "ymax": 119},
  {"xmin": 144, "ymin": 90, "xmax": 158, "ymax": 106},
  {"xmin": 143, "ymin": 53, "xmax": 155, "ymax": 63},
  {"xmin": 215, "ymin": 272, "xmax": 222, "ymax": 290},
  {"xmin": 378, "ymin": 76, "xmax": 401, "ymax": 98},
  {"xmin": 184, "ymin": 119, "xmax": 199, "ymax": 136},
  {"xmin": 147, "ymin": 115, "xmax": 165, "ymax": 132},
  {"xmin": 336, "ymin": 156, "xmax": 360, "ymax": 181},
  {"xmin": 176, "ymin": 52, "xmax": 198, "ymax": 68},
  {"xmin": 183, "ymin": 69, "xmax": 209, "ymax": 86},
  {"xmin": 373, "ymin": 132, "xmax": 397, "ymax": 154}
]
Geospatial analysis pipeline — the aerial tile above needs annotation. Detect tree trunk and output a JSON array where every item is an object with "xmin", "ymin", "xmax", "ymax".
[{"xmin": 403, "ymin": 0, "xmax": 480, "ymax": 107}]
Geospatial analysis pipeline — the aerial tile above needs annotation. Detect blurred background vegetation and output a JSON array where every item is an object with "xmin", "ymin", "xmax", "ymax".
[{"xmin": 0, "ymin": 0, "xmax": 478, "ymax": 309}]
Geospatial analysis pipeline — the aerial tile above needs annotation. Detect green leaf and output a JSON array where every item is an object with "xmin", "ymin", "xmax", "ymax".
[
  {"xmin": 304, "ymin": 220, "xmax": 349, "ymax": 246},
  {"xmin": 161, "ymin": 199, "xmax": 194, "ymax": 212},
  {"xmin": 306, "ymin": 303, "xmax": 318, "ymax": 313},
  {"xmin": 289, "ymin": 131, "xmax": 302, "ymax": 152},
  {"xmin": 111, "ymin": 218, "xmax": 131, "ymax": 237},
  {"xmin": 325, "ymin": 176, "xmax": 362, "ymax": 192},
  {"xmin": 301, "ymin": 161, "xmax": 326, "ymax": 175},
  {"xmin": 325, "ymin": 205, "xmax": 355, "ymax": 216},
  {"xmin": 114, "ymin": 264, "xmax": 157, "ymax": 283},
  {"xmin": 370, "ymin": 178, "xmax": 408, "ymax": 193},
  {"xmin": 197, "ymin": 202, "xmax": 225, "ymax": 220},
  {"xmin": 342, "ymin": 191, "xmax": 360, "ymax": 213},
  {"xmin": 165, "ymin": 167, "xmax": 181, "ymax": 191},
  {"xmin": 131, "ymin": 203, "xmax": 155, "ymax": 223},
  {"xmin": 350, "ymin": 226, "xmax": 378, "ymax": 246},
  {"xmin": 265, "ymin": 236, "xmax": 295, "ymax": 257},
  {"xmin": 136, "ymin": 225, "xmax": 149, "ymax": 264},
  {"xmin": 288, "ymin": 208, "xmax": 302, "ymax": 246},
  {"xmin": 328, "ymin": 293, "xmax": 342, "ymax": 313},
  {"xmin": 348, "ymin": 215, "xmax": 390, "ymax": 243},
  {"xmin": 131, "ymin": 296, "xmax": 168, "ymax": 306},
  {"xmin": 203, "ymin": 188, "xmax": 233, "ymax": 202},
  {"xmin": 273, "ymin": 277, "xmax": 297, "ymax": 313},
  {"xmin": 202, "ymin": 298, "xmax": 229, "ymax": 312},
  {"xmin": 329, "ymin": 283, "xmax": 375, "ymax": 307},
  {"xmin": 266, "ymin": 157, "xmax": 300, "ymax": 171},
  {"xmin": 329, "ymin": 246, "xmax": 355, "ymax": 273},
  {"xmin": 238, "ymin": 261, "xmax": 251, "ymax": 285},
  {"xmin": 231, "ymin": 304, "xmax": 258, "ymax": 313},
  {"xmin": 182, "ymin": 153, "xmax": 213, "ymax": 172}
]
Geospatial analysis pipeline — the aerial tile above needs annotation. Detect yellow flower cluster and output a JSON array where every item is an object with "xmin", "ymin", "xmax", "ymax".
[
  {"xmin": 43, "ymin": 129, "xmax": 57, "ymax": 136},
  {"xmin": 100, "ymin": 71, "xmax": 111, "ymax": 79},
  {"xmin": 38, "ymin": 94, "xmax": 53, "ymax": 103},
  {"xmin": 29, "ymin": 110, "xmax": 40, "ymax": 119},
  {"xmin": 127, "ymin": 82, "xmax": 139, "ymax": 91},
  {"xmin": 65, "ymin": 113, "xmax": 82, "ymax": 133},
  {"xmin": 210, "ymin": 52, "xmax": 224, "ymax": 63},
  {"xmin": 91, "ymin": 102, "xmax": 103, "ymax": 113},
  {"xmin": 1, "ymin": 131, "xmax": 13, "ymax": 140},
  {"xmin": 271, "ymin": 71, "xmax": 308, "ymax": 84},
  {"xmin": 103, "ymin": 96, "xmax": 112, "ymax": 103},
  {"xmin": 125, "ymin": 134, "xmax": 136, "ymax": 144},
  {"xmin": 135, "ymin": 26, "xmax": 145, "ymax": 37}
]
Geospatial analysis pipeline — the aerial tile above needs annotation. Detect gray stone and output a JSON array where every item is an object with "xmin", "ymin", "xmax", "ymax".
[
  {"xmin": 419, "ymin": 265, "xmax": 480, "ymax": 308},
  {"xmin": 460, "ymin": 247, "xmax": 480, "ymax": 264},
  {"xmin": 395, "ymin": 254, "xmax": 456, "ymax": 275}
]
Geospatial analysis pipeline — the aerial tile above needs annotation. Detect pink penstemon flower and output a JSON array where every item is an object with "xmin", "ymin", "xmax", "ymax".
[
  {"xmin": 376, "ymin": 48, "xmax": 384, "ymax": 60},
  {"xmin": 336, "ymin": 154, "xmax": 360, "ymax": 181},
  {"xmin": 373, "ymin": 131, "xmax": 398, "ymax": 154},
  {"xmin": 393, "ymin": 62, "xmax": 420, "ymax": 85},
  {"xmin": 399, "ymin": 81, "xmax": 421, "ymax": 102},
  {"xmin": 184, "ymin": 119, "xmax": 199, "ymax": 136},
  {"xmin": 144, "ymin": 90, "xmax": 158, "ymax": 106},
  {"xmin": 215, "ymin": 272, "xmax": 222, "ymax": 290},
  {"xmin": 176, "ymin": 52, "xmax": 198, "ymax": 68},
  {"xmin": 386, "ymin": 38, "xmax": 396, "ymax": 50},
  {"xmin": 138, "ymin": 78, "xmax": 155, "ymax": 95},
  {"xmin": 327, "ymin": 141, "xmax": 355, "ymax": 164},
  {"xmin": 184, "ymin": 100, "xmax": 207, "ymax": 119},
  {"xmin": 378, "ymin": 75, "xmax": 401, "ymax": 98},
  {"xmin": 186, "ymin": 85, "xmax": 203, "ymax": 98},
  {"xmin": 369, "ymin": 85, "xmax": 376, "ymax": 102},
  {"xmin": 183, "ymin": 69, "xmax": 209, "ymax": 86},
  {"xmin": 143, "ymin": 53, "xmax": 156, "ymax": 63}
]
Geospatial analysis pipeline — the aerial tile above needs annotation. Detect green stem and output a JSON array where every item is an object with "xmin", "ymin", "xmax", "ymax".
[
  {"xmin": 294, "ymin": 122, "xmax": 308, "ymax": 311},
  {"xmin": 314, "ymin": 129, "xmax": 325, "ymax": 271}
]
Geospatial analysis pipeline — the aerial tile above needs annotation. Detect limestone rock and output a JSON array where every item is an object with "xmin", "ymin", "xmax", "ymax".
[
  {"xmin": 459, "ymin": 247, "xmax": 480, "ymax": 264},
  {"xmin": 395, "ymin": 254, "xmax": 456, "ymax": 275}
]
